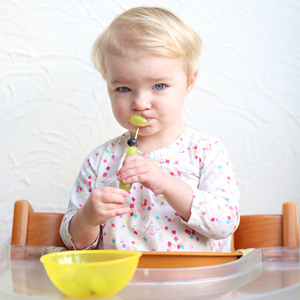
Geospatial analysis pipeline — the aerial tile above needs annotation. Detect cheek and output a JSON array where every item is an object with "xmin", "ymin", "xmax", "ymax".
[
  {"xmin": 111, "ymin": 104, "xmax": 125, "ymax": 119},
  {"xmin": 110, "ymin": 101, "xmax": 130, "ymax": 126},
  {"xmin": 155, "ymin": 103, "xmax": 182, "ymax": 125},
  {"xmin": 159, "ymin": 95, "xmax": 184, "ymax": 115}
]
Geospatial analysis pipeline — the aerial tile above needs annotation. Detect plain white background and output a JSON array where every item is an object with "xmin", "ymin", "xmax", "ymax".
[{"xmin": 0, "ymin": 0, "xmax": 299, "ymax": 245}]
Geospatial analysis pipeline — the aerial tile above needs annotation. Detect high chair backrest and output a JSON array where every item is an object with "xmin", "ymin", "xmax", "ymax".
[
  {"xmin": 11, "ymin": 200, "xmax": 65, "ymax": 247},
  {"xmin": 234, "ymin": 201, "xmax": 299, "ymax": 249},
  {"xmin": 11, "ymin": 200, "xmax": 299, "ymax": 249}
]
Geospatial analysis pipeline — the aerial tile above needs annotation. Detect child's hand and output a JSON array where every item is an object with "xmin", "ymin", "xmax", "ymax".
[
  {"xmin": 117, "ymin": 155, "xmax": 170, "ymax": 195},
  {"xmin": 82, "ymin": 187, "xmax": 130, "ymax": 226},
  {"xmin": 117, "ymin": 155, "xmax": 193, "ymax": 221},
  {"xmin": 69, "ymin": 187, "xmax": 130, "ymax": 249}
]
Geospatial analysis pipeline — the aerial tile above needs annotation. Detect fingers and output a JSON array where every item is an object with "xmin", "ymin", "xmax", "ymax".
[
  {"xmin": 117, "ymin": 155, "xmax": 145, "ymax": 177},
  {"xmin": 91, "ymin": 187, "xmax": 128, "ymax": 204},
  {"xmin": 117, "ymin": 155, "xmax": 167, "ymax": 195},
  {"xmin": 115, "ymin": 206, "xmax": 131, "ymax": 216},
  {"xmin": 117, "ymin": 155, "xmax": 152, "ymax": 184},
  {"xmin": 85, "ymin": 187, "xmax": 131, "ymax": 223},
  {"xmin": 99, "ymin": 205, "xmax": 130, "ymax": 219},
  {"xmin": 100, "ymin": 186, "xmax": 129, "ymax": 198}
]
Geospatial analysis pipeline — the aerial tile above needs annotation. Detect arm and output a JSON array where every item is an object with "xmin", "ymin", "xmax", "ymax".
[
  {"xmin": 182, "ymin": 140, "xmax": 240, "ymax": 239},
  {"xmin": 116, "ymin": 155, "xmax": 193, "ymax": 221},
  {"xmin": 60, "ymin": 150, "xmax": 130, "ymax": 250},
  {"xmin": 69, "ymin": 187, "xmax": 130, "ymax": 250},
  {"xmin": 117, "ymin": 139, "xmax": 240, "ymax": 239}
]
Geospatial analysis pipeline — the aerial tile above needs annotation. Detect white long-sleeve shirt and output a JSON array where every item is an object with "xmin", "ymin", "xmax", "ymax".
[{"xmin": 60, "ymin": 127, "xmax": 240, "ymax": 252}]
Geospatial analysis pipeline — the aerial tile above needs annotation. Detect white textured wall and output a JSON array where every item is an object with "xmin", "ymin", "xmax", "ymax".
[{"xmin": 0, "ymin": 0, "xmax": 299, "ymax": 245}]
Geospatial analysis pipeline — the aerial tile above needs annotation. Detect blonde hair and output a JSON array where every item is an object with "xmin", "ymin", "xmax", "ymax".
[{"xmin": 91, "ymin": 7, "xmax": 202, "ymax": 82}]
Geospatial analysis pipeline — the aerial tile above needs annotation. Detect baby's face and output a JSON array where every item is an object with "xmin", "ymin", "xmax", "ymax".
[{"xmin": 105, "ymin": 53, "xmax": 195, "ymax": 142}]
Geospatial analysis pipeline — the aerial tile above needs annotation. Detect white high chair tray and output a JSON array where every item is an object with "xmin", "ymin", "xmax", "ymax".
[{"xmin": 0, "ymin": 241, "xmax": 299, "ymax": 299}]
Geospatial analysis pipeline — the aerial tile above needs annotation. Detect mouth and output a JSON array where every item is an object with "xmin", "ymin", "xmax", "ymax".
[
  {"xmin": 140, "ymin": 117, "xmax": 150, "ymax": 125},
  {"xmin": 139, "ymin": 118, "xmax": 151, "ymax": 128}
]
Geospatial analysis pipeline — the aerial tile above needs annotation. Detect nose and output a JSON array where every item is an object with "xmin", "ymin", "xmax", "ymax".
[{"xmin": 131, "ymin": 91, "xmax": 151, "ymax": 111}]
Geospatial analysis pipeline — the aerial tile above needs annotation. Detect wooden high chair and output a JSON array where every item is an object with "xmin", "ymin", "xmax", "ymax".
[
  {"xmin": 234, "ymin": 201, "xmax": 299, "ymax": 249},
  {"xmin": 10, "ymin": 200, "xmax": 299, "ymax": 268},
  {"xmin": 11, "ymin": 200, "xmax": 65, "ymax": 247},
  {"xmin": 11, "ymin": 200, "xmax": 299, "ymax": 249}
]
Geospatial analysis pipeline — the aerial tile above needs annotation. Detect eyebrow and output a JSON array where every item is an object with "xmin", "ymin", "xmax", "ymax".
[
  {"xmin": 110, "ymin": 79, "xmax": 129, "ymax": 86},
  {"xmin": 110, "ymin": 76, "xmax": 174, "ymax": 86}
]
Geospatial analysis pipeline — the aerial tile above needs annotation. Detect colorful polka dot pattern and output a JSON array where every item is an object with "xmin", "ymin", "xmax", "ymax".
[{"xmin": 60, "ymin": 127, "xmax": 240, "ymax": 252}]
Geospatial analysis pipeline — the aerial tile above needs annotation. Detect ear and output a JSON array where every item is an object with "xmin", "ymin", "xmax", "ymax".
[{"xmin": 186, "ymin": 70, "xmax": 198, "ymax": 96}]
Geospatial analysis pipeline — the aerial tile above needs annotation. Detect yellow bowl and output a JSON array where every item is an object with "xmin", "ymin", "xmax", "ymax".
[{"xmin": 40, "ymin": 250, "xmax": 142, "ymax": 298}]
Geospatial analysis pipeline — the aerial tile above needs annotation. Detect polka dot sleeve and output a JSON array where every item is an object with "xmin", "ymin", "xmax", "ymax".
[
  {"xmin": 181, "ymin": 139, "xmax": 240, "ymax": 239},
  {"xmin": 59, "ymin": 146, "xmax": 106, "ymax": 249}
]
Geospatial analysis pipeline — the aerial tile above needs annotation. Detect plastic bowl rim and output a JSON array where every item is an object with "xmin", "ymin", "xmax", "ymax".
[{"xmin": 40, "ymin": 249, "xmax": 142, "ymax": 267}]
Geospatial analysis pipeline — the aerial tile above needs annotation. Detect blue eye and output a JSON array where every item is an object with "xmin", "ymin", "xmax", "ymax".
[
  {"xmin": 118, "ymin": 87, "xmax": 131, "ymax": 92},
  {"xmin": 154, "ymin": 84, "xmax": 166, "ymax": 90}
]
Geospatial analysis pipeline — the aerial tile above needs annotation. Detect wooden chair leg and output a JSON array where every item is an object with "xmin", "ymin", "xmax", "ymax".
[
  {"xmin": 283, "ymin": 201, "xmax": 299, "ymax": 247},
  {"xmin": 11, "ymin": 200, "xmax": 33, "ymax": 245}
]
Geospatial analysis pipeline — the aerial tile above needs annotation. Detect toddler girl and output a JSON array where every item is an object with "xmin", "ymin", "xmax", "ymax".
[{"xmin": 60, "ymin": 6, "xmax": 240, "ymax": 252}]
